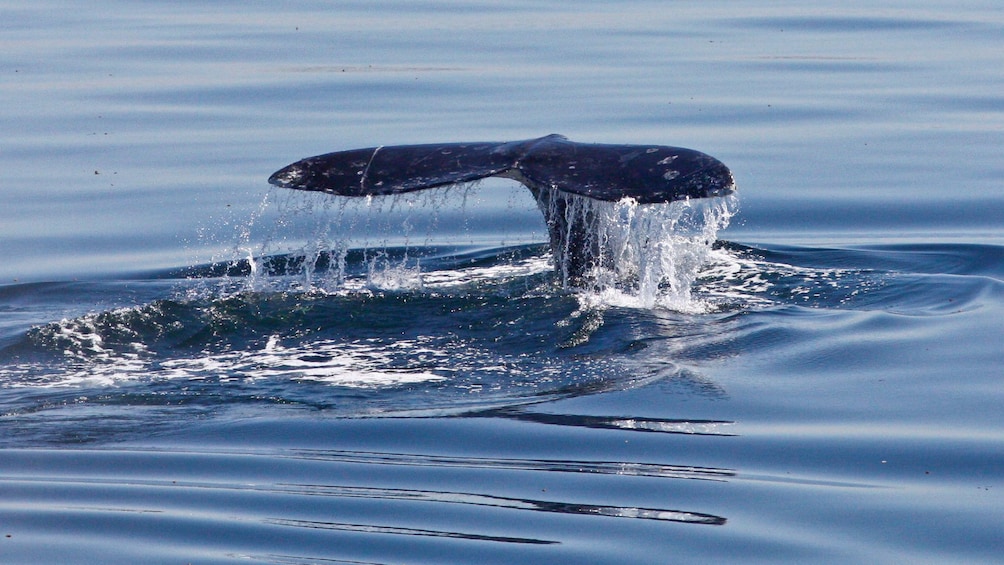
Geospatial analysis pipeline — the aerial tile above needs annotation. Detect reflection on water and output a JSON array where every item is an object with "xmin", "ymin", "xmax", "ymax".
[
  {"xmin": 1, "ymin": 436, "xmax": 731, "ymax": 560},
  {"xmin": 479, "ymin": 407, "xmax": 736, "ymax": 436},
  {"xmin": 264, "ymin": 517, "xmax": 560, "ymax": 545},
  {"xmin": 285, "ymin": 447, "xmax": 735, "ymax": 481}
]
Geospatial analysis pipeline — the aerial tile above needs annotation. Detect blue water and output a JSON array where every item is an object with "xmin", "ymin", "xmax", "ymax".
[{"xmin": 2, "ymin": 1, "xmax": 1003, "ymax": 563}]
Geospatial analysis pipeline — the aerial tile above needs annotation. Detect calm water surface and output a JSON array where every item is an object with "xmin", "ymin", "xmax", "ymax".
[{"xmin": 2, "ymin": 1, "xmax": 1003, "ymax": 563}]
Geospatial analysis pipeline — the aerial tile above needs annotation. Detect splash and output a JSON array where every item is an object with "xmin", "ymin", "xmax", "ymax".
[
  {"xmin": 540, "ymin": 193, "xmax": 739, "ymax": 311},
  {"xmin": 223, "ymin": 182, "xmax": 542, "ymax": 293},
  {"xmin": 218, "ymin": 184, "xmax": 737, "ymax": 312}
]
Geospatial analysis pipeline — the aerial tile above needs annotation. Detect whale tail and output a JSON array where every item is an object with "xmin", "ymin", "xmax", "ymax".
[
  {"xmin": 268, "ymin": 134, "xmax": 735, "ymax": 282},
  {"xmin": 269, "ymin": 134, "xmax": 734, "ymax": 203}
]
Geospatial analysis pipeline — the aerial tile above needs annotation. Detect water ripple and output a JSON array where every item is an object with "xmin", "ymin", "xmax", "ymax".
[{"xmin": 283, "ymin": 448, "xmax": 734, "ymax": 481}]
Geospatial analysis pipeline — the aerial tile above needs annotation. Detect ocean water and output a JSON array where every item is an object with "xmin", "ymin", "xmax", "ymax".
[{"xmin": 2, "ymin": 1, "xmax": 1003, "ymax": 563}]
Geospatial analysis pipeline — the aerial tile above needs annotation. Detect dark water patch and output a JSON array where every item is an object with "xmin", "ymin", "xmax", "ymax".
[{"xmin": 4, "ymin": 242, "xmax": 1000, "ymax": 446}]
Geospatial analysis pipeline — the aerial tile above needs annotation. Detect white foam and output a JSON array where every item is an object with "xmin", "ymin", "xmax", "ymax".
[
  {"xmin": 4, "ymin": 329, "xmax": 453, "ymax": 388},
  {"xmin": 158, "ymin": 337, "xmax": 449, "ymax": 387},
  {"xmin": 563, "ymin": 195, "xmax": 739, "ymax": 311}
]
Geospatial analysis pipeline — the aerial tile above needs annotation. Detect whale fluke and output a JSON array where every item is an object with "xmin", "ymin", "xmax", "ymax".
[
  {"xmin": 268, "ymin": 134, "xmax": 735, "ymax": 283},
  {"xmin": 269, "ymin": 134, "xmax": 734, "ymax": 203}
]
